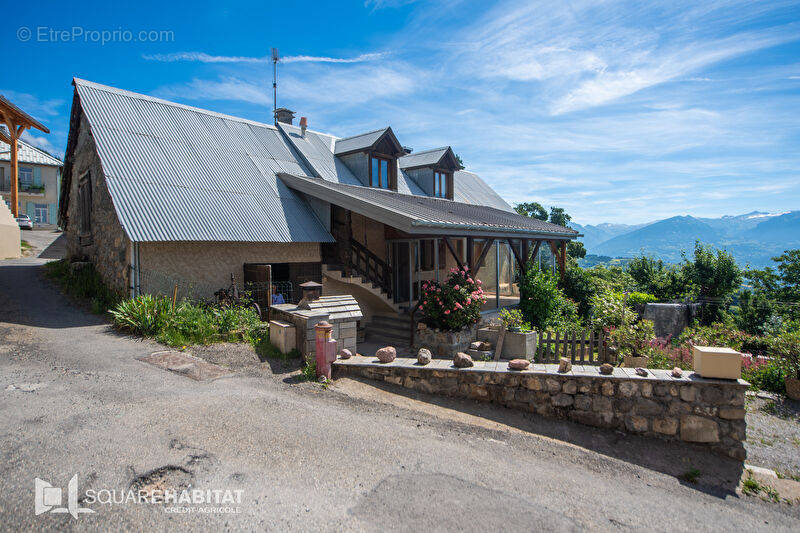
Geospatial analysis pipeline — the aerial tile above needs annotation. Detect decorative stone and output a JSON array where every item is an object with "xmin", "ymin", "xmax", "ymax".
[
  {"xmin": 376, "ymin": 346, "xmax": 397, "ymax": 363},
  {"xmin": 470, "ymin": 340, "xmax": 492, "ymax": 351},
  {"xmin": 599, "ymin": 363, "xmax": 613, "ymax": 375},
  {"xmin": 635, "ymin": 367, "xmax": 648, "ymax": 377},
  {"xmin": 653, "ymin": 417, "xmax": 678, "ymax": 435},
  {"xmin": 679, "ymin": 387, "xmax": 696, "ymax": 402},
  {"xmin": 508, "ymin": 359, "xmax": 530, "ymax": 370},
  {"xmin": 453, "ymin": 352, "xmax": 474, "ymax": 368},
  {"xmin": 558, "ymin": 358, "xmax": 572, "ymax": 373},
  {"xmin": 417, "ymin": 348, "xmax": 432, "ymax": 365},
  {"xmin": 671, "ymin": 367, "xmax": 683, "ymax": 378},
  {"xmin": 680, "ymin": 415, "xmax": 720, "ymax": 443},
  {"xmin": 338, "ymin": 349, "xmax": 352, "ymax": 359},
  {"xmin": 718, "ymin": 408, "xmax": 746, "ymax": 420}
]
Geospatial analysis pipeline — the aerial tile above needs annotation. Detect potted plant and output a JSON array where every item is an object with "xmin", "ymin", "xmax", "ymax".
[
  {"xmin": 498, "ymin": 308, "xmax": 536, "ymax": 359},
  {"xmin": 773, "ymin": 329, "xmax": 800, "ymax": 400},
  {"xmin": 416, "ymin": 267, "xmax": 487, "ymax": 355},
  {"xmin": 610, "ymin": 320, "xmax": 656, "ymax": 368}
]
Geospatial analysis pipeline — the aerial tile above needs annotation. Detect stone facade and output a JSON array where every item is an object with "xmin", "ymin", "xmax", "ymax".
[
  {"xmin": 414, "ymin": 325, "xmax": 478, "ymax": 357},
  {"xmin": 63, "ymin": 112, "xmax": 130, "ymax": 293},
  {"xmin": 270, "ymin": 297, "xmax": 360, "ymax": 359},
  {"xmin": 333, "ymin": 357, "xmax": 749, "ymax": 460}
]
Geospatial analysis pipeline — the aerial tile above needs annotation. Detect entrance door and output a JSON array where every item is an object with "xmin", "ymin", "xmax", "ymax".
[
  {"xmin": 34, "ymin": 203, "xmax": 48, "ymax": 224},
  {"xmin": 392, "ymin": 242, "xmax": 410, "ymax": 304}
]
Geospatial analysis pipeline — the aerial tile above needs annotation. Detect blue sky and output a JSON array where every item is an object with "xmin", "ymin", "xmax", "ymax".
[{"xmin": 3, "ymin": 0, "xmax": 799, "ymax": 224}]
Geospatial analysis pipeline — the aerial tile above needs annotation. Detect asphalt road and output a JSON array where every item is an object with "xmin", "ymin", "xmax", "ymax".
[{"xmin": 1, "ymin": 251, "xmax": 799, "ymax": 531}]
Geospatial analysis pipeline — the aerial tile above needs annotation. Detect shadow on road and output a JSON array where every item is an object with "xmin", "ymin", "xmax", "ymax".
[
  {"xmin": 38, "ymin": 234, "xmax": 67, "ymax": 259},
  {"xmin": 0, "ymin": 263, "xmax": 106, "ymax": 329},
  {"xmin": 338, "ymin": 376, "xmax": 745, "ymax": 498}
]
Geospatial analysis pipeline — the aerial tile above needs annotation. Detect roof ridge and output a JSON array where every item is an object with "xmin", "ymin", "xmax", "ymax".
[
  {"xmin": 399, "ymin": 146, "xmax": 450, "ymax": 157},
  {"xmin": 334, "ymin": 127, "xmax": 390, "ymax": 142},
  {"xmin": 73, "ymin": 78, "xmax": 279, "ymax": 132}
]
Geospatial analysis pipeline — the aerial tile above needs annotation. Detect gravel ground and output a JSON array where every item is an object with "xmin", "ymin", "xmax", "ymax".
[{"xmin": 744, "ymin": 393, "xmax": 800, "ymax": 479}]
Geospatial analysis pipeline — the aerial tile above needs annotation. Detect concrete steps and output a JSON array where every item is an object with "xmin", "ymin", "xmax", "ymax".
[
  {"xmin": 322, "ymin": 264, "xmax": 403, "ymax": 314},
  {"xmin": 365, "ymin": 314, "xmax": 412, "ymax": 345}
]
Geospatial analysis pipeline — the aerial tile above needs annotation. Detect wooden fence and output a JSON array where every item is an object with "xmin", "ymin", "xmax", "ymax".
[{"xmin": 534, "ymin": 329, "xmax": 613, "ymax": 365}]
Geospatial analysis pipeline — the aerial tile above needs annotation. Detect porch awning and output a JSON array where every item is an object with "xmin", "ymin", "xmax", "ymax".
[{"xmin": 278, "ymin": 172, "xmax": 580, "ymax": 240}]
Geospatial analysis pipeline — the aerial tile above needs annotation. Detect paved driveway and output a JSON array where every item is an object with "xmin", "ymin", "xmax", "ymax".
[{"xmin": 0, "ymin": 256, "xmax": 798, "ymax": 531}]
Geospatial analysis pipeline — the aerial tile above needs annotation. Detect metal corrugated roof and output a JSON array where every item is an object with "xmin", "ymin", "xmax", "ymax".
[
  {"xmin": 333, "ymin": 128, "xmax": 389, "ymax": 155},
  {"xmin": 278, "ymin": 123, "xmax": 362, "ymax": 186},
  {"xmin": 0, "ymin": 138, "xmax": 63, "ymax": 167},
  {"xmin": 398, "ymin": 147, "xmax": 453, "ymax": 169},
  {"xmin": 73, "ymin": 78, "xmax": 333, "ymax": 243},
  {"xmin": 453, "ymin": 170, "xmax": 514, "ymax": 213},
  {"xmin": 279, "ymin": 173, "xmax": 578, "ymax": 239}
]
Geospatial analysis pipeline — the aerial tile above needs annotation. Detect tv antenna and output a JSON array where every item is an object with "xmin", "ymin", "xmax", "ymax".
[{"xmin": 271, "ymin": 47, "xmax": 279, "ymax": 125}]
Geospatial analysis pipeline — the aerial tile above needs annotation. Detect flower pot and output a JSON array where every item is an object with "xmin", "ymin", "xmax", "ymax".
[
  {"xmin": 623, "ymin": 355, "xmax": 648, "ymax": 368},
  {"xmin": 692, "ymin": 346, "xmax": 741, "ymax": 380},
  {"xmin": 786, "ymin": 378, "xmax": 800, "ymax": 401},
  {"xmin": 502, "ymin": 331, "xmax": 537, "ymax": 360}
]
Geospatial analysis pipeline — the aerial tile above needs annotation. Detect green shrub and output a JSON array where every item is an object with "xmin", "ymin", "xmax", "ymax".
[
  {"xmin": 518, "ymin": 265, "xmax": 579, "ymax": 331},
  {"xmin": 498, "ymin": 308, "xmax": 530, "ymax": 332},
  {"xmin": 590, "ymin": 290, "xmax": 628, "ymax": 331},
  {"xmin": 743, "ymin": 360, "xmax": 786, "ymax": 394},
  {"xmin": 772, "ymin": 327, "xmax": 800, "ymax": 380},
  {"xmin": 609, "ymin": 320, "xmax": 657, "ymax": 358},
  {"xmin": 419, "ymin": 267, "xmax": 486, "ymax": 331},
  {"xmin": 45, "ymin": 259, "xmax": 122, "ymax": 314},
  {"xmin": 625, "ymin": 291, "xmax": 658, "ymax": 305},
  {"xmin": 109, "ymin": 295, "xmax": 172, "ymax": 336},
  {"xmin": 559, "ymin": 266, "xmax": 597, "ymax": 319}
]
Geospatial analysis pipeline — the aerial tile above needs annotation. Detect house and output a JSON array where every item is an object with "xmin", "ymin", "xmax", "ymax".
[
  {"xmin": 59, "ymin": 79, "xmax": 578, "ymax": 339},
  {"xmin": 0, "ymin": 135, "xmax": 63, "ymax": 225}
]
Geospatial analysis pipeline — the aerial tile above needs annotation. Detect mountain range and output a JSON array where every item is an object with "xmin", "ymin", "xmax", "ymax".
[{"xmin": 571, "ymin": 211, "xmax": 800, "ymax": 267}]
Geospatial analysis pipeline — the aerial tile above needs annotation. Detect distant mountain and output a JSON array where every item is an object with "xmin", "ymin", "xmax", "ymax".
[{"xmin": 573, "ymin": 210, "xmax": 800, "ymax": 267}]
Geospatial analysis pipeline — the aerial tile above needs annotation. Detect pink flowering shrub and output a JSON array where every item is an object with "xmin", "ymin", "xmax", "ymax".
[{"xmin": 418, "ymin": 267, "xmax": 486, "ymax": 331}]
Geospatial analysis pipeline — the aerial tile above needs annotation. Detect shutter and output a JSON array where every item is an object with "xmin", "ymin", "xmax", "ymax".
[
  {"xmin": 33, "ymin": 167, "xmax": 42, "ymax": 186},
  {"xmin": 26, "ymin": 201, "xmax": 34, "ymax": 217},
  {"xmin": 49, "ymin": 204, "xmax": 57, "ymax": 225}
]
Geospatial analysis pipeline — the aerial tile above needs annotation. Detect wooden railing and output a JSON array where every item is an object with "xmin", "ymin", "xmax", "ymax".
[
  {"xmin": 534, "ymin": 329, "xmax": 613, "ymax": 365},
  {"xmin": 348, "ymin": 239, "xmax": 392, "ymax": 298}
]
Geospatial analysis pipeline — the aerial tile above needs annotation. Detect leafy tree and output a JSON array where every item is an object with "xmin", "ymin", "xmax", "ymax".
[
  {"xmin": 549, "ymin": 207, "xmax": 571, "ymax": 227},
  {"xmin": 559, "ymin": 265, "xmax": 596, "ymax": 319},
  {"xmin": 625, "ymin": 255, "xmax": 685, "ymax": 300},
  {"xmin": 681, "ymin": 242, "xmax": 742, "ymax": 324},
  {"xmin": 514, "ymin": 202, "xmax": 547, "ymax": 221},
  {"xmin": 735, "ymin": 289, "xmax": 779, "ymax": 336},
  {"xmin": 453, "ymin": 153, "xmax": 465, "ymax": 170},
  {"xmin": 567, "ymin": 241, "xmax": 586, "ymax": 260},
  {"xmin": 743, "ymin": 249, "xmax": 800, "ymax": 321}
]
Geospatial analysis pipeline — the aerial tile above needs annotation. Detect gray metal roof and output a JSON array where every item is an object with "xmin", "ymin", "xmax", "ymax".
[
  {"xmin": 278, "ymin": 123, "xmax": 362, "ymax": 186},
  {"xmin": 279, "ymin": 173, "xmax": 578, "ymax": 239},
  {"xmin": 453, "ymin": 170, "xmax": 514, "ymax": 213},
  {"xmin": 0, "ymin": 138, "xmax": 63, "ymax": 167},
  {"xmin": 398, "ymin": 147, "xmax": 454, "ymax": 170},
  {"xmin": 73, "ymin": 78, "xmax": 333, "ymax": 243},
  {"xmin": 333, "ymin": 128, "xmax": 388, "ymax": 155}
]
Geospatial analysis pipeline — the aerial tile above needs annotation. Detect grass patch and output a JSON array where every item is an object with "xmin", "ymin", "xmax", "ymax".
[
  {"xmin": 742, "ymin": 473, "xmax": 781, "ymax": 502},
  {"xmin": 254, "ymin": 336, "xmax": 300, "ymax": 361},
  {"xmin": 680, "ymin": 468, "xmax": 701, "ymax": 484},
  {"xmin": 45, "ymin": 259, "xmax": 122, "ymax": 314},
  {"xmin": 20, "ymin": 240, "xmax": 32, "ymax": 251},
  {"xmin": 110, "ymin": 294, "xmax": 264, "ymax": 347}
]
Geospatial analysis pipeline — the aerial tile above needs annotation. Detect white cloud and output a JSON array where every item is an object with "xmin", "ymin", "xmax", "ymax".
[
  {"xmin": 142, "ymin": 51, "xmax": 385, "ymax": 64},
  {"xmin": 21, "ymin": 130, "xmax": 58, "ymax": 155},
  {"xmin": 0, "ymin": 90, "xmax": 63, "ymax": 118}
]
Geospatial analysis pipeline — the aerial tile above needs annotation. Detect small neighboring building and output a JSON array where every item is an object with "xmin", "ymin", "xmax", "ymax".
[
  {"xmin": 0, "ymin": 135, "xmax": 63, "ymax": 225},
  {"xmin": 59, "ymin": 79, "xmax": 578, "ymax": 339}
]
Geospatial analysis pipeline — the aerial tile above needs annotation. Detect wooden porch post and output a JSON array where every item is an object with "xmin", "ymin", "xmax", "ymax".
[
  {"xmin": 547, "ymin": 240, "xmax": 567, "ymax": 280},
  {"xmin": 0, "ymin": 97, "xmax": 51, "ymax": 218}
]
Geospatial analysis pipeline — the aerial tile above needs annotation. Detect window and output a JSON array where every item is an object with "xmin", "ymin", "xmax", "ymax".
[
  {"xmin": 0, "ymin": 167, "xmax": 6, "ymax": 191},
  {"xmin": 34, "ymin": 203, "xmax": 48, "ymax": 224},
  {"xmin": 434, "ymin": 171, "xmax": 448, "ymax": 198},
  {"xmin": 370, "ymin": 155, "xmax": 391, "ymax": 189},
  {"xmin": 19, "ymin": 166, "xmax": 33, "ymax": 188},
  {"xmin": 78, "ymin": 172, "xmax": 92, "ymax": 242}
]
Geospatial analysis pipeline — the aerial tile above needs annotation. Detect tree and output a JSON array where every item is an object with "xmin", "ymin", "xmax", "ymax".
[
  {"xmin": 453, "ymin": 153, "xmax": 465, "ymax": 170},
  {"xmin": 567, "ymin": 241, "xmax": 586, "ymax": 260},
  {"xmin": 549, "ymin": 207, "xmax": 571, "ymax": 227},
  {"xmin": 681, "ymin": 242, "xmax": 742, "ymax": 325},
  {"xmin": 514, "ymin": 202, "xmax": 547, "ymax": 221}
]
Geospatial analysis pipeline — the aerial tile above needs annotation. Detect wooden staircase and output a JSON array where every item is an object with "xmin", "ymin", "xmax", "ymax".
[{"xmin": 322, "ymin": 264, "xmax": 404, "ymax": 314}]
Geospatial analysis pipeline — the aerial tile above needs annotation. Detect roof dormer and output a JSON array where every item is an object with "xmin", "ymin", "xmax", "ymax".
[
  {"xmin": 398, "ymin": 146, "xmax": 459, "ymax": 200},
  {"xmin": 334, "ymin": 127, "xmax": 405, "ymax": 191}
]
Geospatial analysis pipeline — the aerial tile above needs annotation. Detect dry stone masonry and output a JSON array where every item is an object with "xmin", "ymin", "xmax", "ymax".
[{"xmin": 333, "ymin": 356, "xmax": 749, "ymax": 460}]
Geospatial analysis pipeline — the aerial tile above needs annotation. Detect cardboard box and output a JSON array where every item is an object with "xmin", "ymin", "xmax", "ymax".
[{"xmin": 692, "ymin": 346, "xmax": 741, "ymax": 380}]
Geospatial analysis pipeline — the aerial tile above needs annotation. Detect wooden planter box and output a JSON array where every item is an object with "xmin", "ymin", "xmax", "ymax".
[{"xmin": 692, "ymin": 346, "xmax": 741, "ymax": 380}]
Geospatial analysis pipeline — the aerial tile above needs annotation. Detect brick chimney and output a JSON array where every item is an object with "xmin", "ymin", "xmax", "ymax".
[
  {"xmin": 300, "ymin": 116, "xmax": 308, "ymax": 136},
  {"xmin": 275, "ymin": 107, "xmax": 295, "ymax": 125}
]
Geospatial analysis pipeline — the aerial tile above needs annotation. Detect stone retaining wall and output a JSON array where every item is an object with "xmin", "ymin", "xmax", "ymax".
[{"xmin": 333, "ymin": 357, "xmax": 749, "ymax": 460}]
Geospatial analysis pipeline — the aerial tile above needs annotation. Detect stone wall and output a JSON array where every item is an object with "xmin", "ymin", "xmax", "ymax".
[
  {"xmin": 270, "ymin": 305, "xmax": 357, "ymax": 359},
  {"xmin": 63, "ymin": 112, "xmax": 130, "ymax": 293},
  {"xmin": 643, "ymin": 303, "xmax": 699, "ymax": 338},
  {"xmin": 333, "ymin": 357, "xmax": 749, "ymax": 460}
]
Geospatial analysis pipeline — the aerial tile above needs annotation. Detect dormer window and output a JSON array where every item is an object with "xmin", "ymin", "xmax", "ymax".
[
  {"xmin": 370, "ymin": 155, "xmax": 392, "ymax": 190},
  {"xmin": 434, "ymin": 171, "xmax": 449, "ymax": 198}
]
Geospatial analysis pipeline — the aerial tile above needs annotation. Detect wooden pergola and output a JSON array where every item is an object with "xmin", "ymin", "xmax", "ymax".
[{"xmin": 0, "ymin": 95, "xmax": 50, "ymax": 217}]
